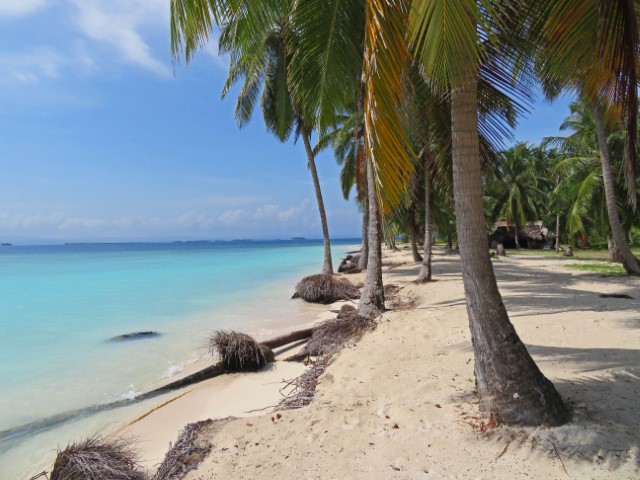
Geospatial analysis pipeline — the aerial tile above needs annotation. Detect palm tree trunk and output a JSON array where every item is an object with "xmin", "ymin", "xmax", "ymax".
[
  {"xmin": 357, "ymin": 159, "xmax": 384, "ymax": 319},
  {"xmin": 417, "ymin": 155, "xmax": 433, "ymax": 282},
  {"xmin": 358, "ymin": 186, "xmax": 369, "ymax": 271},
  {"xmin": 301, "ymin": 126, "xmax": 333, "ymax": 275},
  {"xmin": 410, "ymin": 210, "xmax": 423, "ymax": 262},
  {"xmin": 555, "ymin": 214, "xmax": 560, "ymax": 252},
  {"xmin": 514, "ymin": 224, "xmax": 520, "ymax": 249},
  {"xmin": 450, "ymin": 78, "xmax": 569, "ymax": 426},
  {"xmin": 591, "ymin": 102, "xmax": 640, "ymax": 275}
]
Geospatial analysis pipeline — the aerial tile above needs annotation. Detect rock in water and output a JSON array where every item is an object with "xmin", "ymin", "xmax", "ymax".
[{"xmin": 109, "ymin": 331, "xmax": 161, "ymax": 341}]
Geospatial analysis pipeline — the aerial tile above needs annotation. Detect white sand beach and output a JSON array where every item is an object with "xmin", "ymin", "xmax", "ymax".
[{"xmin": 119, "ymin": 246, "xmax": 640, "ymax": 479}]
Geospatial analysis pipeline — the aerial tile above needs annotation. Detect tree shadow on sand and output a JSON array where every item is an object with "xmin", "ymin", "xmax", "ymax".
[
  {"xmin": 528, "ymin": 345, "xmax": 640, "ymax": 469},
  {"xmin": 414, "ymin": 250, "xmax": 640, "ymax": 470}
]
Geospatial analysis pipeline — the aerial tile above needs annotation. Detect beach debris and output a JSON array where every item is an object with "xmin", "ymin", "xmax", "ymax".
[
  {"xmin": 278, "ymin": 356, "xmax": 330, "ymax": 410},
  {"xmin": 27, "ymin": 472, "xmax": 49, "ymax": 480},
  {"xmin": 50, "ymin": 436, "xmax": 147, "ymax": 480},
  {"xmin": 261, "ymin": 327, "xmax": 314, "ymax": 350},
  {"xmin": 292, "ymin": 274, "xmax": 360, "ymax": 304},
  {"xmin": 152, "ymin": 419, "xmax": 218, "ymax": 480},
  {"xmin": 384, "ymin": 284, "xmax": 416, "ymax": 311},
  {"xmin": 338, "ymin": 254, "xmax": 361, "ymax": 274},
  {"xmin": 599, "ymin": 293, "xmax": 634, "ymax": 299},
  {"xmin": 210, "ymin": 331, "xmax": 271, "ymax": 372},
  {"xmin": 335, "ymin": 304, "xmax": 356, "ymax": 319},
  {"xmin": 286, "ymin": 312, "xmax": 376, "ymax": 362},
  {"xmin": 109, "ymin": 331, "xmax": 160, "ymax": 341}
]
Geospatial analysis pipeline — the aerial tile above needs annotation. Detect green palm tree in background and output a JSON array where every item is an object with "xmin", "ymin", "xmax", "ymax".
[
  {"xmin": 174, "ymin": 0, "xmax": 335, "ymax": 275},
  {"xmin": 546, "ymin": 101, "xmax": 640, "ymax": 253},
  {"xmin": 486, "ymin": 143, "xmax": 544, "ymax": 248},
  {"xmin": 535, "ymin": 0, "xmax": 640, "ymax": 274}
]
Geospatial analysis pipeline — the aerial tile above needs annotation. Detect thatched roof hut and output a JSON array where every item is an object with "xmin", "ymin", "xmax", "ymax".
[{"xmin": 488, "ymin": 221, "xmax": 552, "ymax": 249}]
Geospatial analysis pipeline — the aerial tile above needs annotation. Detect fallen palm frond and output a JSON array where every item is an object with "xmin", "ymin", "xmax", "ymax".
[
  {"xmin": 210, "ymin": 331, "xmax": 270, "ymax": 373},
  {"xmin": 385, "ymin": 284, "xmax": 417, "ymax": 310},
  {"xmin": 50, "ymin": 437, "xmax": 147, "ymax": 480},
  {"xmin": 292, "ymin": 274, "xmax": 360, "ymax": 304},
  {"xmin": 152, "ymin": 420, "xmax": 217, "ymax": 480},
  {"xmin": 287, "ymin": 311, "xmax": 376, "ymax": 362},
  {"xmin": 278, "ymin": 356, "xmax": 330, "ymax": 410}
]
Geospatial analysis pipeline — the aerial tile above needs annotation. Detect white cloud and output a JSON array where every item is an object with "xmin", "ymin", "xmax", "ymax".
[
  {"xmin": 278, "ymin": 199, "xmax": 312, "ymax": 222},
  {"xmin": 218, "ymin": 209, "xmax": 246, "ymax": 226},
  {"xmin": 0, "ymin": 45, "xmax": 94, "ymax": 85},
  {"xmin": 71, "ymin": 0, "xmax": 171, "ymax": 76},
  {"xmin": 0, "ymin": 0, "xmax": 49, "ymax": 17},
  {"xmin": 253, "ymin": 204, "xmax": 279, "ymax": 220},
  {"xmin": 247, "ymin": 199, "xmax": 314, "ymax": 224},
  {"xmin": 0, "ymin": 47, "xmax": 63, "ymax": 84}
]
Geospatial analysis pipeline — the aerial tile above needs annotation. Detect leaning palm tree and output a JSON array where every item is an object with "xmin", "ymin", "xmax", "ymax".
[
  {"xmin": 323, "ymin": 109, "xmax": 369, "ymax": 271},
  {"xmin": 171, "ymin": 0, "xmax": 334, "ymax": 275},
  {"xmin": 363, "ymin": 0, "xmax": 570, "ymax": 425}
]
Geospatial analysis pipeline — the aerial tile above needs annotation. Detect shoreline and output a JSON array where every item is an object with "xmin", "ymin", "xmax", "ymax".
[
  {"xmin": 119, "ymin": 246, "xmax": 639, "ymax": 479},
  {"xmin": 1, "ymin": 242, "xmax": 358, "ymax": 480}
]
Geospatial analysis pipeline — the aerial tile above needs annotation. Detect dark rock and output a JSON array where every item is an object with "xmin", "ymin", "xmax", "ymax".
[{"xmin": 110, "ymin": 331, "xmax": 160, "ymax": 341}]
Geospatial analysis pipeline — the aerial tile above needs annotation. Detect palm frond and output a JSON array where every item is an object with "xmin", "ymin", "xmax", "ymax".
[
  {"xmin": 290, "ymin": 0, "xmax": 365, "ymax": 130},
  {"xmin": 363, "ymin": 0, "xmax": 414, "ymax": 211}
]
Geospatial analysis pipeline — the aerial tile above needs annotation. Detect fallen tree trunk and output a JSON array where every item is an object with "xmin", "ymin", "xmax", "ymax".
[{"xmin": 261, "ymin": 328, "xmax": 314, "ymax": 349}]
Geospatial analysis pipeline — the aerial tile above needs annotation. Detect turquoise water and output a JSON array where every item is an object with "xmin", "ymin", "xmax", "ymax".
[{"xmin": 0, "ymin": 239, "xmax": 356, "ymax": 479}]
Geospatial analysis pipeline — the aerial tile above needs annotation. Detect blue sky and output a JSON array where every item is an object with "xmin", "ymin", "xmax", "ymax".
[{"xmin": 0, "ymin": 1, "xmax": 574, "ymax": 244}]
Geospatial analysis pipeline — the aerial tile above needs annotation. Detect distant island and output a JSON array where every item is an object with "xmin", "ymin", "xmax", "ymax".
[
  {"xmin": 290, "ymin": 237, "xmax": 306, "ymax": 240},
  {"xmin": 1, "ymin": 243, "xmax": 12, "ymax": 246}
]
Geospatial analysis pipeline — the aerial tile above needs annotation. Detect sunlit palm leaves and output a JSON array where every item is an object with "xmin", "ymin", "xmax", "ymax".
[
  {"xmin": 363, "ymin": 0, "xmax": 414, "ymax": 211},
  {"xmin": 537, "ymin": 0, "xmax": 640, "ymax": 196}
]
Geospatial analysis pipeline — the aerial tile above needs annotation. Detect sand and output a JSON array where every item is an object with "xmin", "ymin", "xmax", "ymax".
[{"xmin": 119, "ymin": 246, "xmax": 640, "ymax": 479}]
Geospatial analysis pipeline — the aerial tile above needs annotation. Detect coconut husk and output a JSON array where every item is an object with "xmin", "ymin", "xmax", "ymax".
[
  {"xmin": 210, "ymin": 331, "xmax": 270, "ymax": 373},
  {"xmin": 287, "ymin": 311, "xmax": 376, "ymax": 362},
  {"xmin": 335, "ymin": 304, "xmax": 356, "ymax": 319},
  {"xmin": 152, "ymin": 419, "xmax": 218, "ymax": 480},
  {"xmin": 293, "ymin": 274, "xmax": 360, "ymax": 304},
  {"xmin": 50, "ymin": 437, "xmax": 147, "ymax": 480}
]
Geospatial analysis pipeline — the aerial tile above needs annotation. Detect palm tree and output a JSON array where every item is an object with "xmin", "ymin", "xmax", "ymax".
[
  {"xmin": 486, "ymin": 143, "xmax": 543, "ymax": 248},
  {"xmin": 399, "ymin": 1, "xmax": 568, "ymax": 425},
  {"xmin": 172, "ymin": 0, "xmax": 334, "ymax": 275},
  {"xmin": 535, "ymin": 0, "xmax": 640, "ymax": 274},
  {"xmin": 546, "ymin": 101, "xmax": 640, "ymax": 253},
  {"xmin": 325, "ymin": 109, "xmax": 369, "ymax": 270}
]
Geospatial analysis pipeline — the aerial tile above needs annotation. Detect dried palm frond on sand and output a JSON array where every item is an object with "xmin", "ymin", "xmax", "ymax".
[
  {"xmin": 287, "ymin": 311, "xmax": 376, "ymax": 362},
  {"xmin": 292, "ymin": 274, "xmax": 360, "ymax": 304},
  {"xmin": 50, "ymin": 437, "xmax": 146, "ymax": 480},
  {"xmin": 152, "ymin": 419, "xmax": 220, "ymax": 480},
  {"xmin": 278, "ymin": 356, "xmax": 330, "ymax": 410}
]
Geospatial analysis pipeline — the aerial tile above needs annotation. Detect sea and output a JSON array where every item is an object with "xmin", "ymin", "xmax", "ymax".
[{"xmin": 0, "ymin": 239, "xmax": 357, "ymax": 480}]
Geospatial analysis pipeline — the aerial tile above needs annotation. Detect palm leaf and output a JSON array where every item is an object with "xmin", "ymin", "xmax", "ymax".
[{"xmin": 363, "ymin": 0, "xmax": 414, "ymax": 211}]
